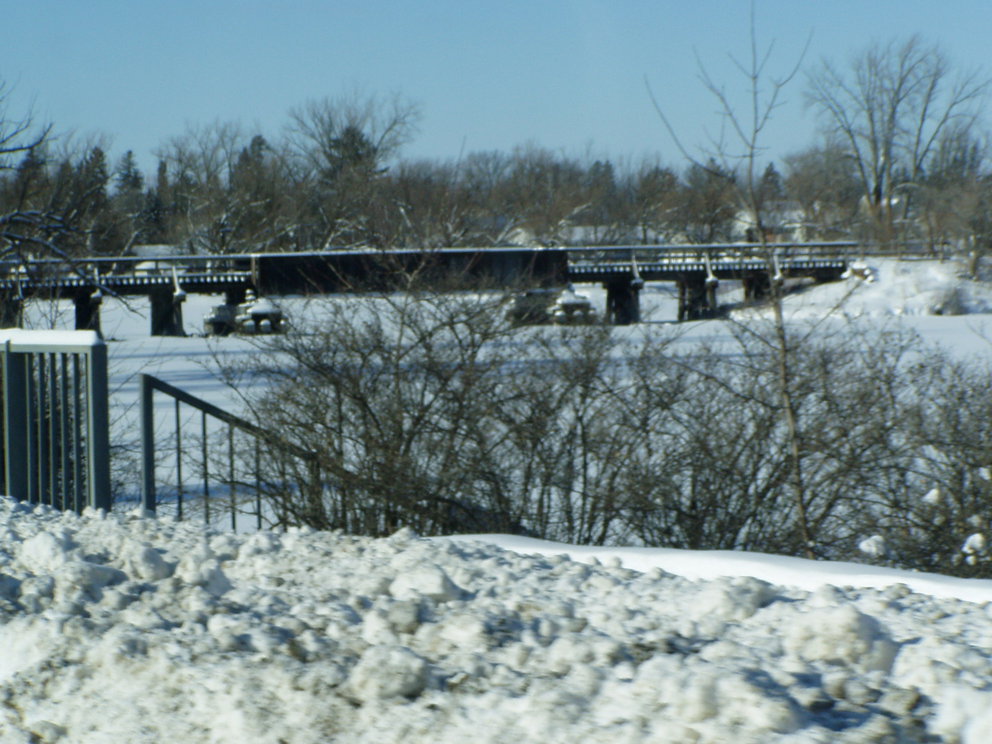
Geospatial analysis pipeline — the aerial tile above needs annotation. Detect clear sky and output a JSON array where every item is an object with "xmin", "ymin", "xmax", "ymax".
[{"xmin": 3, "ymin": 1, "xmax": 991, "ymax": 176}]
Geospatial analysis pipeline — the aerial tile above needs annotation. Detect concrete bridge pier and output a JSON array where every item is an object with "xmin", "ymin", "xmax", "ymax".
[
  {"xmin": 225, "ymin": 287, "xmax": 248, "ymax": 305},
  {"xmin": 677, "ymin": 276, "xmax": 718, "ymax": 321},
  {"xmin": 73, "ymin": 290, "xmax": 102, "ymax": 335},
  {"xmin": 0, "ymin": 293, "xmax": 22, "ymax": 328},
  {"xmin": 705, "ymin": 277, "xmax": 718, "ymax": 318},
  {"xmin": 742, "ymin": 274, "xmax": 770, "ymax": 303},
  {"xmin": 605, "ymin": 279, "xmax": 641, "ymax": 325},
  {"xmin": 150, "ymin": 288, "xmax": 186, "ymax": 336},
  {"xmin": 742, "ymin": 271, "xmax": 785, "ymax": 305}
]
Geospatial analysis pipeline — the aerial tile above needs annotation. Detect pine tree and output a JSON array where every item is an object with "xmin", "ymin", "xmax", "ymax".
[
  {"xmin": 759, "ymin": 162, "xmax": 785, "ymax": 204},
  {"xmin": 115, "ymin": 150, "xmax": 144, "ymax": 194}
]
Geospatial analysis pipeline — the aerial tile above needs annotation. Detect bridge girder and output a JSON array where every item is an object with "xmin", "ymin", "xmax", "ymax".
[{"xmin": 0, "ymin": 244, "xmax": 854, "ymax": 332}]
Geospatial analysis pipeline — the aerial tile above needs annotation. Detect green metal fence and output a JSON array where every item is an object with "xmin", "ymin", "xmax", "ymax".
[{"xmin": 1, "ymin": 329, "xmax": 111, "ymax": 512}]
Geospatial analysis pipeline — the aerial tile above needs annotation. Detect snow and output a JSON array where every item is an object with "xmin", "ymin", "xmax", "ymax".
[
  {"xmin": 731, "ymin": 257, "xmax": 992, "ymax": 320},
  {"xmin": 0, "ymin": 328, "xmax": 103, "ymax": 350},
  {"xmin": 4, "ymin": 500, "xmax": 992, "ymax": 743},
  {"xmin": 4, "ymin": 257, "xmax": 992, "ymax": 742},
  {"xmin": 446, "ymin": 534, "xmax": 992, "ymax": 604},
  {"xmin": 858, "ymin": 535, "xmax": 887, "ymax": 559}
]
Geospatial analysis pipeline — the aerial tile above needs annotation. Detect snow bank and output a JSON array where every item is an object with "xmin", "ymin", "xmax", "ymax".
[
  {"xmin": 452, "ymin": 534, "xmax": 992, "ymax": 603},
  {"xmin": 731, "ymin": 257, "xmax": 992, "ymax": 320},
  {"xmin": 4, "ymin": 500, "xmax": 992, "ymax": 742}
]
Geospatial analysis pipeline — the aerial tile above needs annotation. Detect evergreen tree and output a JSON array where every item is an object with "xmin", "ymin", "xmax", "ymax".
[
  {"xmin": 115, "ymin": 150, "xmax": 144, "ymax": 194},
  {"xmin": 759, "ymin": 162, "xmax": 785, "ymax": 204},
  {"xmin": 79, "ymin": 146, "xmax": 110, "ymax": 206}
]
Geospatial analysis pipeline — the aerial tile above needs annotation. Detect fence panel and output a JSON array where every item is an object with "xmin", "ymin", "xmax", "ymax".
[{"xmin": 1, "ymin": 329, "xmax": 111, "ymax": 512}]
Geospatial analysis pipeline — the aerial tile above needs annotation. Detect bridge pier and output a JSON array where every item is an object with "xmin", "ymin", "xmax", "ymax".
[
  {"xmin": 150, "ymin": 288, "xmax": 186, "ymax": 336},
  {"xmin": 225, "ymin": 287, "xmax": 248, "ymax": 305},
  {"xmin": 677, "ymin": 277, "xmax": 718, "ymax": 321},
  {"xmin": 0, "ymin": 294, "xmax": 22, "ymax": 328},
  {"xmin": 73, "ymin": 291, "xmax": 102, "ymax": 335},
  {"xmin": 742, "ymin": 274, "xmax": 770, "ymax": 303},
  {"xmin": 605, "ymin": 280, "xmax": 641, "ymax": 325},
  {"xmin": 742, "ymin": 272, "xmax": 785, "ymax": 304}
]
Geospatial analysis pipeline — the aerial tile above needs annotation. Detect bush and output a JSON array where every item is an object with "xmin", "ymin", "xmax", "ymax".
[{"xmin": 222, "ymin": 293, "xmax": 992, "ymax": 577}]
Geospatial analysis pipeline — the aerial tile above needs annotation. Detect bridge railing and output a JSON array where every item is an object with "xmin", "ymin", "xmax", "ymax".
[
  {"xmin": 0, "ymin": 253, "xmax": 255, "ymax": 286},
  {"xmin": 1, "ymin": 329, "xmax": 111, "ymax": 512},
  {"xmin": 565, "ymin": 241, "xmax": 861, "ymax": 266},
  {"xmin": 0, "ymin": 241, "xmax": 948, "ymax": 292}
]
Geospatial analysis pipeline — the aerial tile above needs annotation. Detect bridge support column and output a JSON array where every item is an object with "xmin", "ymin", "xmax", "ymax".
[
  {"xmin": 0, "ymin": 294, "xmax": 22, "ymax": 328},
  {"xmin": 706, "ymin": 277, "xmax": 718, "ymax": 317},
  {"xmin": 742, "ymin": 274, "xmax": 770, "ymax": 303},
  {"xmin": 742, "ymin": 272, "xmax": 785, "ymax": 305},
  {"xmin": 225, "ymin": 287, "xmax": 247, "ymax": 306},
  {"xmin": 605, "ymin": 280, "xmax": 641, "ymax": 325},
  {"xmin": 677, "ymin": 277, "xmax": 718, "ymax": 321},
  {"xmin": 73, "ymin": 291, "xmax": 102, "ymax": 335},
  {"xmin": 150, "ymin": 288, "xmax": 185, "ymax": 336}
]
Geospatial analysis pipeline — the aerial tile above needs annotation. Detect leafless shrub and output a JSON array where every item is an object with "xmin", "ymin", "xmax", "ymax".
[{"xmin": 218, "ymin": 285, "xmax": 992, "ymax": 577}]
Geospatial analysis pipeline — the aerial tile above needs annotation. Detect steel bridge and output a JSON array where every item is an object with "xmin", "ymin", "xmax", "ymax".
[{"xmin": 0, "ymin": 242, "xmax": 856, "ymax": 333}]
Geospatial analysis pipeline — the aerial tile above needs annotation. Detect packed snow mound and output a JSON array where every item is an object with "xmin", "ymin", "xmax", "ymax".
[
  {"xmin": 732, "ymin": 258, "xmax": 992, "ymax": 320},
  {"xmin": 4, "ymin": 500, "xmax": 992, "ymax": 742}
]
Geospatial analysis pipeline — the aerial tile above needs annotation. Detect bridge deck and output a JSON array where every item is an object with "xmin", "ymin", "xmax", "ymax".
[{"xmin": 0, "ymin": 242, "xmax": 857, "ymax": 298}]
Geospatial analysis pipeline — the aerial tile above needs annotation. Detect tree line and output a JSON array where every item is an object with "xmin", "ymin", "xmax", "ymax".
[{"xmin": 1, "ymin": 35, "xmax": 990, "ymax": 268}]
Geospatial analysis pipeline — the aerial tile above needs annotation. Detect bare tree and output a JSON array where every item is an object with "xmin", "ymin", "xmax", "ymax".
[
  {"xmin": 626, "ymin": 158, "xmax": 682, "ymax": 243},
  {"xmin": 648, "ymin": 6, "xmax": 821, "ymax": 557},
  {"xmin": 386, "ymin": 158, "xmax": 477, "ymax": 248},
  {"xmin": 287, "ymin": 92, "xmax": 419, "ymax": 178},
  {"xmin": 0, "ymin": 81, "xmax": 49, "ymax": 169},
  {"xmin": 154, "ymin": 121, "xmax": 246, "ymax": 253},
  {"xmin": 496, "ymin": 145, "xmax": 581, "ymax": 246},
  {"xmin": 460, "ymin": 150, "xmax": 518, "ymax": 245},
  {"xmin": 806, "ymin": 36, "xmax": 989, "ymax": 248},
  {"xmin": 912, "ymin": 126, "xmax": 992, "ymax": 269},
  {"xmin": 285, "ymin": 92, "xmax": 420, "ymax": 248},
  {"xmin": 678, "ymin": 159, "xmax": 737, "ymax": 242},
  {"xmin": 783, "ymin": 141, "xmax": 862, "ymax": 240},
  {"xmin": 0, "ymin": 80, "xmax": 60, "ymax": 265},
  {"xmin": 152, "ymin": 123, "xmax": 305, "ymax": 254}
]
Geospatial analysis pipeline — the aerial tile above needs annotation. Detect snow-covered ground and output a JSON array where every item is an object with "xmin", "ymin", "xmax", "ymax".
[
  {"xmin": 732, "ymin": 257, "xmax": 992, "ymax": 320},
  {"xmin": 4, "ymin": 500, "xmax": 992, "ymax": 743},
  {"xmin": 5, "ymin": 257, "xmax": 992, "ymax": 742}
]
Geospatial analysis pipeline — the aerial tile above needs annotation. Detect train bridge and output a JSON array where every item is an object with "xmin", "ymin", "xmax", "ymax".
[{"xmin": 0, "ymin": 242, "xmax": 855, "ymax": 334}]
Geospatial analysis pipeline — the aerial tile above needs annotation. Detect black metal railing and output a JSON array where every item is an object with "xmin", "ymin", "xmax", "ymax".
[{"xmin": 139, "ymin": 373, "xmax": 319, "ymax": 531}]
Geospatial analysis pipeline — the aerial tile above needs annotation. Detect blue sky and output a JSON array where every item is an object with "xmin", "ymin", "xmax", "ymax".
[{"xmin": 3, "ymin": 1, "xmax": 991, "ymax": 176}]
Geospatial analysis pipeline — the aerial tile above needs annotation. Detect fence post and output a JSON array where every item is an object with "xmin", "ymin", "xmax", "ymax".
[
  {"xmin": 87, "ymin": 340, "xmax": 111, "ymax": 511},
  {"xmin": 2, "ymin": 340, "xmax": 29, "ymax": 500},
  {"xmin": 140, "ymin": 374, "xmax": 157, "ymax": 513}
]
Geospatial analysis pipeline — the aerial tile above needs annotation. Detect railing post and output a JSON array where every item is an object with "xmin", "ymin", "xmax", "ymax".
[
  {"xmin": 86, "ymin": 339, "xmax": 111, "ymax": 511},
  {"xmin": 140, "ymin": 373, "xmax": 157, "ymax": 513},
  {"xmin": 2, "ymin": 341, "xmax": 28, "ymax": 500}
]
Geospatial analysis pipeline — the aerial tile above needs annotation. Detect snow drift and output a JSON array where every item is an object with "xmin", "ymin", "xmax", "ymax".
[
  {"xmin": 730, "ymin": 257, "xmax": 992, "ymax": 319},
  {"xmin": 3, "ymin": 499, "xmax": 992, "ymax": 743}
]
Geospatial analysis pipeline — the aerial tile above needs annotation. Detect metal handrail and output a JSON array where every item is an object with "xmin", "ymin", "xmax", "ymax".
[{"xmin": 140, "ymin": 373, "xmax": 318, "ymax": 530}]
